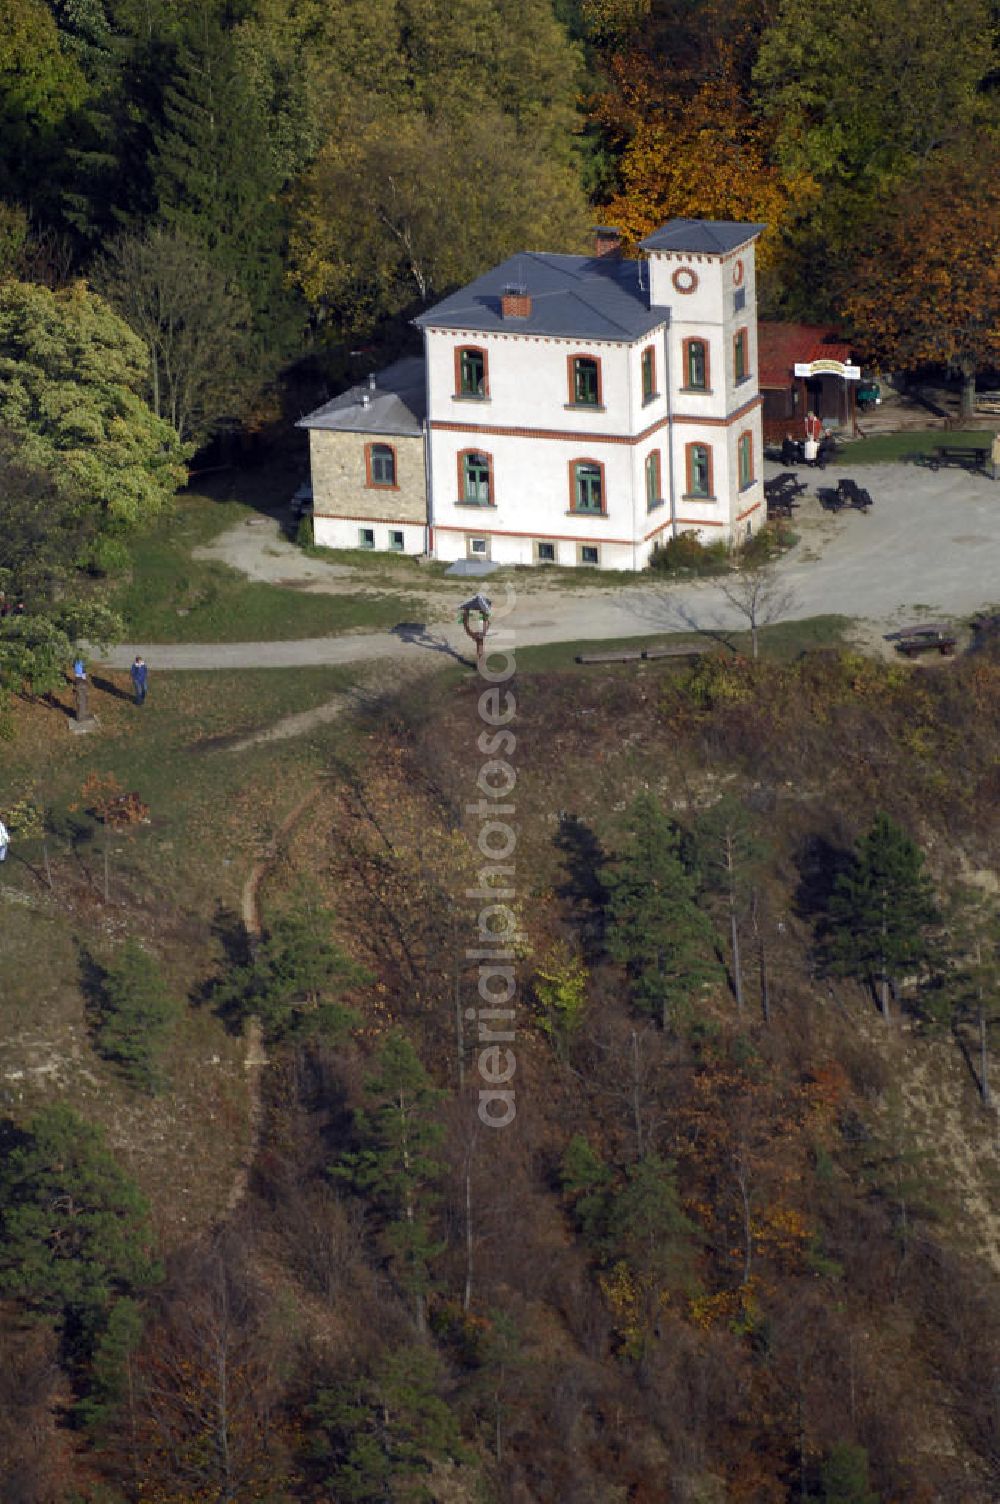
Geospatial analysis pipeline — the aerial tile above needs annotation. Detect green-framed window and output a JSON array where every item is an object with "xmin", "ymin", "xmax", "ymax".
[
  {"xmin": 734, "ymin": 328, "xmax": 749, "ymax": 383},
  {"xmin": 571, "ymin": 356, "xmax": 600, "ymax": 406},
  {"xmin": 687, "ymin": 443, "xmax": 711, "ymax": 497},
  {"xmin": 738, "ymin": 432, "xmax": 753, "ymax": 489},
  {"xmin": 686, "ymin": 339, "xmax": 708, "ymax": 390},
  {"xmin": 458, "ymin": 347, "xmax": 486, "ymax": 397},
  {"xmin": 645, "ymin": 450, "xmax": 661, "ymax": 510},
  {"xmin": 462, "ymin": 451, "xmax": 491, "ymax": 504},
  {"xmin": 369, "ymin": 442, "xmax": 395, "ymax": 486},
  {"xmin": 641, "ymin": 346, "xmax": 656, "ymax": 402},
  {"xmin": 573, "ymin": 460, "xmax": 603, "ymax": 513}
]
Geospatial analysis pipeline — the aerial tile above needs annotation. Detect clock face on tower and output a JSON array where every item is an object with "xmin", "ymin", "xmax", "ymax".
[{"xmin": 672, "ymin": 266, "xmax": 699, "ymax": 294}]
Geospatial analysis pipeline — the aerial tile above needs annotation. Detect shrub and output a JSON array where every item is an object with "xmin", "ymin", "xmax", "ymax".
[
  {"xmin": 92, "ymin": 940, "xmax": 178, "ymax": 1093},
  {"xmin": 648, "ymin": 531, "xmax": 729, "ymax": 575}
]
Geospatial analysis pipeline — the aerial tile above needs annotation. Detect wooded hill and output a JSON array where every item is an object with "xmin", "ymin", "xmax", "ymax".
[{"xmin": 3, "ymin": 639, "xmax": 999, "ymax": 1501}]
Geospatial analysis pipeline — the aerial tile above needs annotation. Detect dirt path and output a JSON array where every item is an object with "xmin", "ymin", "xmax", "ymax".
[{"xmin": 225, "ymin": 787, "xmax": 323, "ymax": 1213}]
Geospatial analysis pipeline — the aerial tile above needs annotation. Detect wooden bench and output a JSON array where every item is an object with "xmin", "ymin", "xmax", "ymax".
[{"xmin": 924, "ymin": 445, "xmax": 989, "ymax": 473}]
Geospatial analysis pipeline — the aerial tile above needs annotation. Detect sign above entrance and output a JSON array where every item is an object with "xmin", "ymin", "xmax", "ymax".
[{"xmin": 794, "ymin": 360, "xmax": 861, "ymax": 379}]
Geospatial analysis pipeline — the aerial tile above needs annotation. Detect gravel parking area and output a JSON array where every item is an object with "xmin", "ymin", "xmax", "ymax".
[{"xmin": 100, "ymin": 461, "xmax": 999, "ymax": 670}]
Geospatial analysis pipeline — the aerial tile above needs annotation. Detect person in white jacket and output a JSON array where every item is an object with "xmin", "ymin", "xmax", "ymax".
[{"xmin": 0, "ymin": 819, "xmax": 8, "ymax": 862}]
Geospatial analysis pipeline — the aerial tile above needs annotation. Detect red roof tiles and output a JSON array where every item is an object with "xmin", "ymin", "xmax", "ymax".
[{"xmin": 758, "ymin": 322, "xmax": 853, "ymax": 389}]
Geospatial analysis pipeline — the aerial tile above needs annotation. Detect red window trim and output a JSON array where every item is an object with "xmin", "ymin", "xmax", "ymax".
[
  {"xmin": 454, "ymin": 344, "xmax": 490, "ymax": 398},
  {"xmin": 682, "ymin": 336, "xmax": 710, "ymax": 391},
  {"xmin": 567, "ymin": 455, "xmax": 607, "ymax": 515},
  {"xmin": 456, "ymin": 446, "xmax": 494, "ymax": 504},
  {"xmin": 566, "ymin": 352, "xmax": 604, "ymax": 408},
  {"xmin": 364, "ymin": 440, "xmax": 398, "ymax": 489},
  {"xmin": 738, "ymin": 429, "xmax": 754, "ymax": 488},
  {"xmin": 684, "ymin": 441, "xmax": 714, "ymax": 498}
]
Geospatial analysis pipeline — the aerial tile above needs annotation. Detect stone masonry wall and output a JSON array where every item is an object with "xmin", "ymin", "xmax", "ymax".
[{"xmin": 309, "ymin": 430, "xmax": 426, "ymax": 522}]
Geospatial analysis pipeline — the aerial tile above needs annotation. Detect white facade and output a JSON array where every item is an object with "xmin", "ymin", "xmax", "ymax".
[
  {"xmin": 300, "ymin": 222, "xmax": 765, "ymax": 571},
  {"xmin": 422, "ymin": 229, "xmax": 764, "ymax": 571}
]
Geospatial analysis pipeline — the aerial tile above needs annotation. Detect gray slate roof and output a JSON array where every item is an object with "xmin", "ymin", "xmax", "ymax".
[
  {"xmin": 414, "ymin": 252, "xmax": 668, "ymax": 341},
  {"xmin": 297, "ymin": 355, "xmax": 426, "ymax": 436},
  {"xmin": 639, "ymin": 219, "xmax": 765, "ymax": 255}
]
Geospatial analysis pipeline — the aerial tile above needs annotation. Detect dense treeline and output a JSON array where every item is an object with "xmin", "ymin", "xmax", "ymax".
[
  {"xmin": 4, "ymin": 644, "xmax": 998, "ymax": 1500},
  {"xmin": 2, "ymin": 1, "xmax": 999, "ymax": 439}
]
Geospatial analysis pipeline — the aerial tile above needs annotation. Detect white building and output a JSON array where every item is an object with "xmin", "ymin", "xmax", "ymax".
[{"xmin": 300, "ymin": 220, "xmax": 765, "ymax": 571}]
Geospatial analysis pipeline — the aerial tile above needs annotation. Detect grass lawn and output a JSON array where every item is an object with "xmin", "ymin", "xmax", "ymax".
[
  {"xmin": 513, "ymin": 614, "xmax": 850, "ymax": 673},
  {"xmin": 837, "ymin": 429, "xmax": 995, "ymax": 464},
  {"xmin": 116, "ymin": 492, "xmax": 420, "ymax": 642},
  {"xmin": 0, "ymin": 663, "xmax": 362, "ymax": 1241}
]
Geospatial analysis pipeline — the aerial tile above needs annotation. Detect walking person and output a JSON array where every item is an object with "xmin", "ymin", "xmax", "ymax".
[
  {"xmin": 0, "ymin": 817, "xmax": 9, "ymax": 863},
  {"xmin": 72, "ymin": 656, "xmax": 90, "ymax": 721},
  {"xmin": 130, "ymin": 655, "xmax": 148, "ymax": 706}
]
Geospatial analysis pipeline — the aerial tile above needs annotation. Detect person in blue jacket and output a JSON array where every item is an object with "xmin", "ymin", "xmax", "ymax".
[{"xmin": 130, "ymin": 655, "xmax": 148, "ymax": 706}]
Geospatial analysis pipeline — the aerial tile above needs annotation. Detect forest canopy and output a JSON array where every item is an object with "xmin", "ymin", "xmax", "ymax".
[{"xmin": 1, "ymin": 0, "xmax": 997, "ymax": 441}]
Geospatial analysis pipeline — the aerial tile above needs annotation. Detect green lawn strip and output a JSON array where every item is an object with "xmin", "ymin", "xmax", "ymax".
[
  {"xmin": 306, "ymin": 544, "xmax": 632, "ymax": 592},
  {"xmin": 513, "ymin": 615, "xmax": 849, "ymax": 673},
  {"xmin": 838, "ymin": 428, "xmax": 996, "ymax": 464},
  {"xmin": 117, "ymin": 494, "xmax": 420, "ymax": 642}
]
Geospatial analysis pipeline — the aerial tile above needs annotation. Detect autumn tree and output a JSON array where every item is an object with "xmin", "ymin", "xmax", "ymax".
[
  {"xmin": 334, "ymin": 1033, "xmax": 446, "ymax": 1335},
  {"xmin": 606, "ymin": 792, "xmax": 720, "ymax": 1030},
  {"xmin": 561, "ymin": 1138, "xmax": 695, "ymax": 1353},
  {"xmin": 106, "ymin": 1236, "xmax": 293, "ymax": 1502},
  {"xmin": 599, "ymin": 72, "xmax": 807, "ymax": 269},
  {"xmin": 841, "ymin": 141, "xmax": 1000, "ymax": 414},
  {"xmin": 290, "ymin": 103, "xmax": 589, "ymax": 333},
  {"xmin": 532, "ymin": 940, "xmax": 589, "ymax": 1058},
  {"xmin": 823, "ymin": 813, "xmax": 939, "ymax": 1020}
]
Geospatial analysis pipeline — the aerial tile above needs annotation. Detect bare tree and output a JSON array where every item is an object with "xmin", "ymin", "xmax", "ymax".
[
  {"xmin": 94, "ymin": 227, "xmax": 256, "ymax": 447},
  {"xmin": 719, "ymin": 560, "xmax": 795, "ymax": 659}
]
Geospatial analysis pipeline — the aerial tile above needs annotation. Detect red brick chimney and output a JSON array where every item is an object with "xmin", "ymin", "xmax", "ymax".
[
  {"xmin": 501, "ymin": 284, "xmax": 532, "ymax": 318},
  {"xmin": 594, "ymin": 225, "xmax": 622, "ymax": 258}
]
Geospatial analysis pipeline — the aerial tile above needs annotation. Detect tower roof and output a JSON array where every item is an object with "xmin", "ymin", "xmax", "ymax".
[{"xmin": 639, "ymin": 219, "xmax": 765, "ymax": 255}]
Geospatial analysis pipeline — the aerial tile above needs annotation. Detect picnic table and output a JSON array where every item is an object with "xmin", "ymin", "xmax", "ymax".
[
  {"xmin": 766, "ymin": 472, "xmax": 807, "ymax": 497},
  {"xmin": 884, "ymin": 624, "xmax": 957, "ymax": 657},
  {"xmin": 836, "ymin": 478, "xmax": 872, "ymax": 511},
  {"xmin": 765, "ymin": 473, "xmax": 806, "ymax": 517},
  {"xmin": 817, "ymin": 480, "xmax": 872, "ymax": 513},
  {"xmin": 923, "ymin": 444, "xmax": 989, "ymax": 473}
]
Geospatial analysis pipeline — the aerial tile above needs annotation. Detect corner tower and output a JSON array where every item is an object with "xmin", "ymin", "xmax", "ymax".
[{"xmin": 641, "ymin": 219, "xmax": 766, "ymax": 544}]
